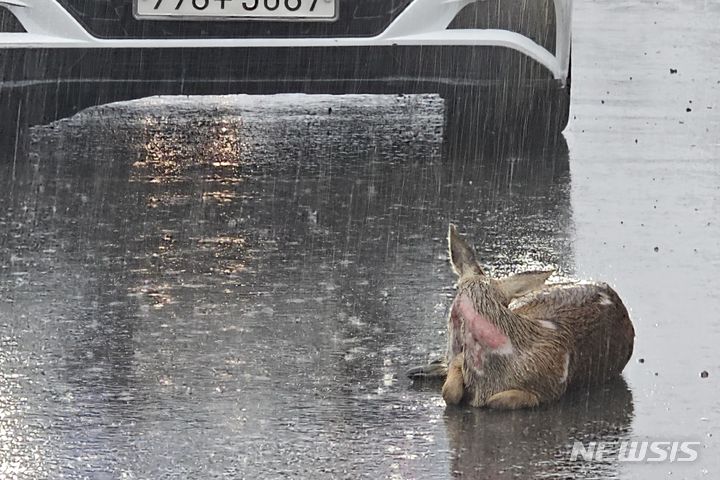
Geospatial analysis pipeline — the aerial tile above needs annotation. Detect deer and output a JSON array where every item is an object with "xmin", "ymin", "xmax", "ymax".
[{"xmin": 407, "ymin": 224, "xmax": 635, "ymax": 410}]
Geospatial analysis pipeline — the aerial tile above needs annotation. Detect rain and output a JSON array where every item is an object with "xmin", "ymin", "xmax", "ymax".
[{"xmin": 0, "ymin": 0, "xmax": 719, "ymax": 478}]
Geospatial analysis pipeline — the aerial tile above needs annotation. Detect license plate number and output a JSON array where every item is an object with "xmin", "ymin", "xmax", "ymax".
[{"xmin": 134, "ymin": 0, "xmax": 337, "ymax": 21}]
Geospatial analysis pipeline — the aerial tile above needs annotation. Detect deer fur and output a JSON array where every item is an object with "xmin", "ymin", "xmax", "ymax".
[{"xmin": 414, "ymin": 224, "xmax": 635, "ymax": 410}]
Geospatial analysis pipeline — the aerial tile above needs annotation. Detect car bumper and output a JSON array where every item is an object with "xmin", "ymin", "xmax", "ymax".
[
  {"xmin": 1, "ymin": 0, "xmax": 572, "ymax": 83},
  {"xmin": 0, "ymin": 0, "xmax": 572, "ymax": 141}
]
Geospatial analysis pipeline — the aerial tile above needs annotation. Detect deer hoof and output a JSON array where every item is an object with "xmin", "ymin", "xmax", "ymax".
[{"xmin": 406, "ymin": 358, "xmax": 448, "ymax": 379}]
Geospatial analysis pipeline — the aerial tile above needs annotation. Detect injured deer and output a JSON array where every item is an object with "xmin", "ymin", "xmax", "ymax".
[{"xmin": 408, "ymin": 224, "xmax": 635, "ymax": 410}]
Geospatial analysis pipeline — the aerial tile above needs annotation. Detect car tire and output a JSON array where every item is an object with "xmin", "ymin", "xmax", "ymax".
[
  {"xmin": 444, "ymin": 77, "xmax": 570, "ymax": 150},
  {"xmin": 444, "ymin": 38, "xmax": 572, "ymax": 150}
]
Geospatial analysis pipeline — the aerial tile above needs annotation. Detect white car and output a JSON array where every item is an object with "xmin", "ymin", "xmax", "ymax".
[{"xmin": 0, "ymin": 0, "xmax": 572, "ymax": 137}]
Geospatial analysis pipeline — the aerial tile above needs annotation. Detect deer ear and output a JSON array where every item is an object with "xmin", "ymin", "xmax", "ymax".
[
  {"xmin": 495, "ymin": 271, "xmax": 553, "ymax": 301},
  {"xmin": 448, "ymin": 224, "xmax": 484, "ymax": 278}
]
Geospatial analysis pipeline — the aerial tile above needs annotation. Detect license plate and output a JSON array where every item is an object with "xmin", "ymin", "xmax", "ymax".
[{"xmin": 134, "ymin": 0, "xmax": 337, "ymax": 21}]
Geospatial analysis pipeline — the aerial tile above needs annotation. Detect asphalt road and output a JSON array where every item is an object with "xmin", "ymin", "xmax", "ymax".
[{"xmin": 0, "ymin": 0, "xmax": 718, "ymax": 479}]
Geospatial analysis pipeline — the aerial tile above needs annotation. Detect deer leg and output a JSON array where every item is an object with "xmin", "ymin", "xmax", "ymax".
[
  {"xmin": 486, "ymin": 389, "xmax": 539, "ymax": 410},
  {"xmin": 405, "ymin": 358, "xmax": 448, "ymax": 379},
  {"xmin": 442, "ymin": 353, "xmax": 465, "ymax": 405}
]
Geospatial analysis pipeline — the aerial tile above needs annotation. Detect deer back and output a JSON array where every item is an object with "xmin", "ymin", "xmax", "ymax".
[{"xmin": 511, "ymin": 282, "xmax": 635, "ymax": 387}]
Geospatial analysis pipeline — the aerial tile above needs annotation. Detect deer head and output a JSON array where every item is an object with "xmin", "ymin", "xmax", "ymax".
[{"xmin": 443, "ymin": 224, "xmax": 553, "ymax": 405}]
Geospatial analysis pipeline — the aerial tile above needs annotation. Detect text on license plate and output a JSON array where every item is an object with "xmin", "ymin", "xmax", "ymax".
[{"xmin": 135, "ymin": 0, "xmax": 337, "ymax": 20}]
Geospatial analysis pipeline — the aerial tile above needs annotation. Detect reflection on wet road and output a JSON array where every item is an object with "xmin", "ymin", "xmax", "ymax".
[{"xmin": 0, "ymin": 0, "xmax": 719, "ymax": 478}]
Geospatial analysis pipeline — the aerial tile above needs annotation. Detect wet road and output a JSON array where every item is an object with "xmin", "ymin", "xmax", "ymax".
[{"xmin": 1, "ymin": 0, "xmax": 719, "ymax": 479}]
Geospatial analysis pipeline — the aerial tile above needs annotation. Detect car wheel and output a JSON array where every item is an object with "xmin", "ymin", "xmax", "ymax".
[{"xmin": 444, "ymin": 76, "xmax": 570, "ymax": 149}]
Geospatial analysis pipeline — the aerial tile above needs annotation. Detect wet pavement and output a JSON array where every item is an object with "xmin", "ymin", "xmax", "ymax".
[{"xmin": 1, "ymin": 0, "xmax": 719, "ymax": 479}]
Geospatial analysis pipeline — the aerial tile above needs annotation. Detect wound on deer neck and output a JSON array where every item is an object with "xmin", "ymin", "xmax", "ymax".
[{"xmin": 452, "ymin": 292, "xmax": 512, "ymax": 353}]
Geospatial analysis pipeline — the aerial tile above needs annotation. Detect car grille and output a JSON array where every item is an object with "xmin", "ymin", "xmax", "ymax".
[
  {"xmin": 56, "ymin": 0, "xmax": 414, "ymax": 39},
  {"xmin": 0, "ymin": 6, "xmax": 25, "ymax": 32}
]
